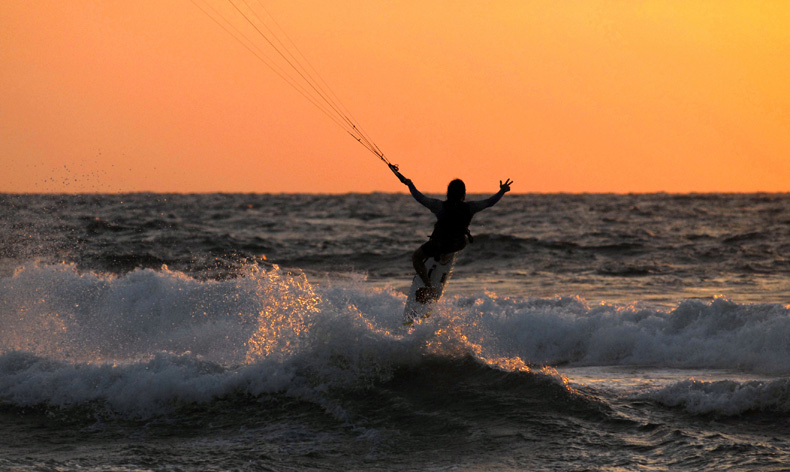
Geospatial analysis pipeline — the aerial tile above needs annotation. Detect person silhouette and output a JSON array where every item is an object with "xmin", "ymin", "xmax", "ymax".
[{"xmin": 390, "ymin": 164, "xmax": 512, "ymax": 300}]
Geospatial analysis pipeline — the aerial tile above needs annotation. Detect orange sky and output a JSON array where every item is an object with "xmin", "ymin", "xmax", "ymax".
[{"xmin": 2, "ymin": 1, "xmax": 789, "ymax": 194}]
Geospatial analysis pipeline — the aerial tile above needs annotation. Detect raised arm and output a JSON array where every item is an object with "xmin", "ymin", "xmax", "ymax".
[
  {"xmin": 468, "ymin": 178, "xmax": 513, "ymax": 214},
  {"xmin": 389, "ymin": 164, "xmax": 443, "ymax": 213}
]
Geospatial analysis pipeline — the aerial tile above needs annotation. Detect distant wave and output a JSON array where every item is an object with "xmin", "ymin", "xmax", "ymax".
[
  {"xmin": 641, "ymin": 378, "xmax": 790, "ymax": 416},
  {"xmin": 479, "ymin": 295, "xmax": 790, "ymax": 374}
]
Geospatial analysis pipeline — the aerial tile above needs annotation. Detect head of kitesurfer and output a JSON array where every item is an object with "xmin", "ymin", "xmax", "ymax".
[
  {"xmin": 447, "ymin": 179, "xmax": 466, "ymax": 202},
  {"xmin": 389, "ymin": 164, "xmax": 512, "ymax": 301}
]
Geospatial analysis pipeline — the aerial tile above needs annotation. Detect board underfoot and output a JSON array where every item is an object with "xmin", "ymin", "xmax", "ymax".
[{"xmin": 403, "ymin": 253, "xmax": 456, "ymax": 325}]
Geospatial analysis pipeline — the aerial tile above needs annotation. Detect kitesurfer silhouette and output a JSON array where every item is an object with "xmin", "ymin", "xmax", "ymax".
[{"xmin": 390, "ymin": 164, "xmax": 512, "ymax": 301}]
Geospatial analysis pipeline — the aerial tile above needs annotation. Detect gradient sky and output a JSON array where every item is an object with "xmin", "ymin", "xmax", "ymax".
[{"xmin": 2, "ymin": 1, "xmax": 789, "ymax": 194}]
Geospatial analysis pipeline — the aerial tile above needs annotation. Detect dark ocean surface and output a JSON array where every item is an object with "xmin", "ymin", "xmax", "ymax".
[{"xmin": 2, "ymin": 193, "xmax": 790, "ymax": 471}]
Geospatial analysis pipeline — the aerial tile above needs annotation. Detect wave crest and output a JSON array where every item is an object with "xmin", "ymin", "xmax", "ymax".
[{"xmin": 641, "ymin": 377, "xmax": 790, "ymax": 416}]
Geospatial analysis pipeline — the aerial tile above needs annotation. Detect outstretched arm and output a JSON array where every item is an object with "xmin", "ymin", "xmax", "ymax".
[
  {"xmin": 389, "ymin": 164, "xmax": 443, "ymax": 213},
  {"xmin": 389, "ymin": 164, "xmax": 410, "ymax": 186},
  {"xmin": 468, "ymin": 178, "xmax": 513, "ymax": 214}
]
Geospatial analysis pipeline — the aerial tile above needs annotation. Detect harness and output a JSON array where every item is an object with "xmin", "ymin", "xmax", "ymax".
[{"xmin": 430, "ymin": 200, "xmax": 473, "ymax": 246}]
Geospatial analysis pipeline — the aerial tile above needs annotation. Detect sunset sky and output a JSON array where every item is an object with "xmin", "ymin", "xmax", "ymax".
[{"xmin": 2, "ymin": 1, "xmax": 789, "ymax": 194}]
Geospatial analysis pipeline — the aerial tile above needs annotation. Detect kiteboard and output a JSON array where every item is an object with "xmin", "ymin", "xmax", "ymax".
[{"xmin": 403, "ymin": 253, "xmax": 456, "ymax": 325}]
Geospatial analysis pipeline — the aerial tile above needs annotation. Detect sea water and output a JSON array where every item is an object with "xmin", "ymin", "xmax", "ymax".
[{"xmin": 1, "ymin": 193, "xmax": 789, "ymax": 471}]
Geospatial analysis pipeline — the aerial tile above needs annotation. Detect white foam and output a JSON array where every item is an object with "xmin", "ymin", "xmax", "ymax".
[
  {"xmin": 0, "ymin": 263, "xmax": 421, "ymax": 416},
  {"xmin": 1, "ymin": 263, "xmax": 267, "ymax": 364},
  {"xmin": 2, "ymin": 263, "xmax": 790, "ymax": 416},
  {"xmin": 463, "ymin": 294, "xmax": 790, "ymax": 375}
]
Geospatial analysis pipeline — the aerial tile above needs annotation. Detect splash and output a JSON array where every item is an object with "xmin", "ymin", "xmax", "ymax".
[
  {"xmin": 244, "ymin": 265, "xmax": 320, "ymax": 363},
  {"xmin": 1, "ymin": 262, "xmax": 268, "ymax": 364},
  {"xmin": 414, "ymin": 297, "xmax": 575, "ymax": 393}
]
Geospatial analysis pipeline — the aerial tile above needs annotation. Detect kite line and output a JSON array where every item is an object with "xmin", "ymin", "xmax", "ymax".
[{"xmin": 191, "ymin": 0, "xmax": 394, "ymax": 167}]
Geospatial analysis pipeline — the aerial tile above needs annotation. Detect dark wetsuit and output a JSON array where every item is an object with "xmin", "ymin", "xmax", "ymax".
[{"xmin": 407, "ymin": 182, "xmax": 507, "ymax": 259}]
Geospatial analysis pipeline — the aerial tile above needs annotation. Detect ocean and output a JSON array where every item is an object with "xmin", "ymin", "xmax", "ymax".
[{"xmin": 1, "ymin": 192, "xmax": 790, "ymax": 471}]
